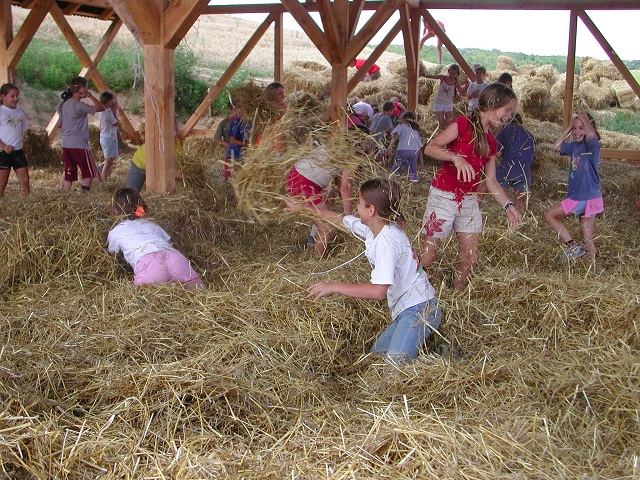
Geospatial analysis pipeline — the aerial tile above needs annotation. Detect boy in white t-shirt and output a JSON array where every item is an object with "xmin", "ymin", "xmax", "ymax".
[{"xmin": 466, "ymin": 65, "xmax": 489, "ymax": 114}]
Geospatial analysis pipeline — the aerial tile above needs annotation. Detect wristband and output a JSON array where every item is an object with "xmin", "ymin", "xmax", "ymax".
[
  {"xmin": 503, "ymin": 201, "xmax": 515, "ymax": 211},
  {"xmin": 450, "ymin": 153, "xmax": 458, "ymax": 163}
]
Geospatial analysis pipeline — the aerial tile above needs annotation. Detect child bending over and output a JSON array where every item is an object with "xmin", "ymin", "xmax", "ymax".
[
  {"xmin": 108, "ymin": 188, "xmax": 204, "ymax": 290},
  {"xmin": 286, "ymin": 178, "xmax": 442, "ymax": 364}
]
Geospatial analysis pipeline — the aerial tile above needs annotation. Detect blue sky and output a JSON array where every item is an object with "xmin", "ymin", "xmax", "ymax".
[{"xmin": 223, "ymin": 4, "xmax": 640, "ymax": 61}]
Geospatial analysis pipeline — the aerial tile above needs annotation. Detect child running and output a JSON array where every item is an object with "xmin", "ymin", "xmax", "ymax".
[
  {"xmin": 285, "ymin": 178, "xmax": 442, "ymax": 364},
  {"xmin": 97, "ymin": 91, "xmax": 120, "ymax": 180},
  {"xmin": 421, "ymin": 83, "xmax": 522, "ymax": 288},
  {"xmin": 0, "ymin": 83, "xmax": 29, "ymax": 197},
  {"xmin": 421, "ymin": 64, "xmax": 464, "ymax": 131},
  {"xmin": 59, "ymin": 76, "xmax": 105, "ymax": 192},
  {"xmin": 108, "ymin": 188, "xmax": 204, "ymax": 290},
  {"xmin": 544, "ymin": 113, "xmax": 603, "ymax": 262},
  {"xmin": 387, "ymin": 111, "xmax": 422, "ymax": 182}
]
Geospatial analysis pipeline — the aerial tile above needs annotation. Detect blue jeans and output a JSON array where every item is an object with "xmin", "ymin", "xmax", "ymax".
[
  {"xmin": 370, "ymin": 298, "xmax": 442, "ymax": 362},
  {"xmin": 126, "ymin": 161, "xmax": 145, "ymax": 192}
]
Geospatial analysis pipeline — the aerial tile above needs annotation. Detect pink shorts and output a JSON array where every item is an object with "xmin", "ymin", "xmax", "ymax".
[
  {"xmin": 134, "ymin": 249, "xmax": 201, "ymax": 286},
  {"xmin": 63, "ymin": 148, "xmax": 99, "ymax": 182},
  {"xmin": 561, "ymin": 197, "xmax": 604, "ymax": 218},
  {"xmin": 286, "ymin": 167, "xmax": 325, "ymax": 206}
]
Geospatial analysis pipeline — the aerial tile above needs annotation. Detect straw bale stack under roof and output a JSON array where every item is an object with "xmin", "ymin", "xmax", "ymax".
[
  {"xmin": 284, "ymin": 64, "xmax": 332, "ymax": 100},
  {"xmin": 578, "ymin": 80, "xmax": 613, "ymax": 110}
]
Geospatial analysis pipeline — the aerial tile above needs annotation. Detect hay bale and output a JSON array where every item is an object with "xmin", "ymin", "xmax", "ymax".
[
  {"xmin": 580, "ymin": 57, "xmax": 623, "ymax": 82},
  {"xmin": 288, "ymin": 60, "xmax": 328, "ymax": 72},
  {"xmin": 516, "ymin": 64, "xmax": 536, "ymax": 76},
  {"xmin": 22, "ymin": 128, "xmax": 63, "ymax": 168},
  {"xmin": 600, "ymin": 129, "xmax": 640, "ymax": 150},
  {"xmin": 496, "ymin": 55, "xmax": 517, "ymax": 72},
  {"xmin": 533, "ymin": 64, "xmax": 560, "ymax": 84},
  {"xmin": 284, "ymin": 66, "xmax": 332, "ymax": 100},
  {"xmin": 284, "ymin": 91, "xmax": 326, "ymax": 116},
  {"xmin": 513, "ymin": 75, "xmax": 555, "ymax": 120},
  {"xmin": 611, "ymin": 80, "xmax": 638, "ymax": 109},
  {"xmin": 578, "ymin": 80, "xmax": 611, "ymax": 110}
]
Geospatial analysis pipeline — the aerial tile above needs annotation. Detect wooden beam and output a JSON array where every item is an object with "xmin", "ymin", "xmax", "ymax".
[
  {"xmin": 421, "ymin": 9, "xmax": 474, "ymax": 80},
  {"xmin": 109, "ymin": 0, "xmax": 160, "ymax": 44},
  {"xmin": 7, "ymin": 0, "xmax": 54, "ymax": 70},
  {"xmin": 347, "ymin": 0, "xmax": 366, "ymax": 39},
  {"xmin": 274, "ymin": 11, "xmax": 283, "ymax": 82},
  {"xmin": 280, "ymin": 0, "xmax": 331, "ymax": 62},
  {"xmin": 330, "ymin": 64, "xmax": 348, "ymax": 125},
  {"xmin": 563, "ymin": 10, "xmax": 578, "ymax": 130},
  {"xmin": 180, "ymin": 13, "xmax": 275, "ymax": 139},
  {"xmin": 403, "ymin": 5, "xmax": 421, "ymax": 110},
  {"xmin": 415, "ymin": 0, "xmax": 639, "ymax": 8},
  {"xmin": 144, "ymin": 44, "xmax": 175, "ymax": 193},
  {"xmin": 62, "ymin": 3, "xmax": 81, "ymax": 15},
  {"xmin": 601, "ymin": 149, "xmax": 640, "ymax": 162},
  {"xmin": 346, "ymin": 21, "xmax": 402, "ymax": 93},
  {"xmin": 344, "ymin": 0, "xmax": 403, "ymax": 64},
  {"xmin": 98, "ymin": 8, "xmax": 115, "ymax": 21},
  {"xmin": 577, "ymin": 10, "xmax": 640, "ymax": 102},
  {"xmin": 0, "ymin": 0, "xmax": 13, "ymax": 84},
  {"xmin": 163, "ymin": 0, "xmax": 209, "ymax": 50},
  {"xmin": 315, "ymin": 0, "xmax": 341, "ymax": 62}
]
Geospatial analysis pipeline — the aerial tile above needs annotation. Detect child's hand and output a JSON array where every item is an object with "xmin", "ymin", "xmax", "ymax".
[
  {"xmin": 506, "ymin": 205, "xmax": 522, "ymax": 229},
  {"xmin": 307, "ymin": 282, "xmax": 337, "ymax": 300},
  {"xmin": 284, "ymin": 197, "xmax": 306, "ymax": 213},
  {"xmin": 452, "ymin": 154, "xmax": 474, "ymax": 183}
]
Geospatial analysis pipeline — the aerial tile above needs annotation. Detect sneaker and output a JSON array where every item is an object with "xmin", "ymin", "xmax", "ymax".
[
  {"xmin": 556, "ymin": 243, "xmax": 587, "ymax": 263},
  {"xmin": 305, "ymin": 235, "xmax": 315, "ymax": 248}
]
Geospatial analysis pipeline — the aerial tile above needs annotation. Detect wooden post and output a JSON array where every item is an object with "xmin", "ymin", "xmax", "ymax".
[
  {"xmin": 274, "ymin": 11, "xmax": 283, "ymax": 82},
  {"xmin": 330, "ymin": 64, "xmax": 348, "ymax": 125},
  {"xmin": 563, "ymin": 10, "xmax": 578, "ymax": 130},
  {"xmin": 0, "ymin": 0, "xmax": 13, "ymax": 84},
  {"xmin": 144, "ymin": 44, "xmax": 175, "ymax": 194}
]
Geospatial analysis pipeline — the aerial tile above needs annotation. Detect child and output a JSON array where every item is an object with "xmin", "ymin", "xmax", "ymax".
[
  {"xmin": 421, "ymin": 64, "xmax": 464, "ymax": 131},
  {"xmin": 387, "ymin": 111, "xmax": 422, "ymax": 182},
  {"xmin": 349, "ymin": 59, "xmax": 381, "ymax": 82},
  {"xmin": 108, "ymin": 188, "xmax": 204, "ymax": 290},
  {"xmin": 421, "ymin": 83, "xmax": 522, "ymax": 288},
  {"xmin": 286, "ymin": 144, "xmax": 353, "ymax": 256},
  {"xmin": 497, "ymin": 72, "xmax": 513, "ymax": 89},
  {"xmin": 126, "ymin": 121, "xmax": 181, "ymax": 192},
  {"xmin": 97, "ymin": 91, "xmax": 120, "ymax": 181},
  {"xmin": 221, "ymin": 110, "xmax": 251, "ymax": 184},
  {"xmin": 285, "ymin": 178, "xmax": 441, "ymax": 363},
  {"xmin": 59, "ymin": 76, "xmax": 105, "ymax": 192},
  {"xmin": 388, "ymin": 97, "xmax": 407, "ymax": 124},
  {"xmin": 0, "ymin": 83, "xmax": 29, "ymax": 197},
  {"xmin": 213, "ymin": 102, "xmax": 237, "ymax": 148},
  {"xmin": 466, "ymin": 66, "xmax": 490, "ymax": 115},
  {"xmin": 494, "ymin": 113, "xmax": 535, "ymax": 211},
  {"xmin": 420, "ymin": 18, "xmax": 446, "ymax": 64},
  {"xmin": 544, "ymin": 113, "xmax": 603, "ymax": 262},
  {"xmin": 369, "ymin": 101, "xmax": 395, "ymax": 164}
]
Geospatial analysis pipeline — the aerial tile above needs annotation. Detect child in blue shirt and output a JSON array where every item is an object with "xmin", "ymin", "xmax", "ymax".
[
  {"xmin": 221, "ymin": 112, "xmax": 251, "ymax": 184},
  {"xmin": 544, "ymin": 113, "xmax": 603, "ymax": 262}
]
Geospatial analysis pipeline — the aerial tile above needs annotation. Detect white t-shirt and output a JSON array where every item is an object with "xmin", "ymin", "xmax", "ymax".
[
  {"xmin": 352, "ymin": 102, "xmax": 374, "ymax": 118},
  {"xmin": 391, "ymin": 123, "xmax": 422, "ymax": 151},
  {"xmin": 342, "ymin": 215, "xmax": 435, "ymax": 320},
  {"xmin": 467, "ymin": 81, "xmax": 489, "ymax": 112},
  {"xmin": 0, "ymin": 105, "xmax": 28, "ymax": 150},
  {"xmin": 107, "ymin": 219, "xmax": 174, "ymax": 271},
  {"xmin": 294, "ymin": 147, "xmax": 340, "ymax": 188},
  {"xmin": 98, "ymin": 108, "xmax": 119, "ymax": 139}
]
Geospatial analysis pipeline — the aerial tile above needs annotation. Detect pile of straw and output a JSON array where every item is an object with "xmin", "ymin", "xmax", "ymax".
[
  {"xmin": 22, "ymin": 128, "xmax": 63, "ymax": 168},
  {"xmin": 1, "ymin": 136, "xmax": 639, "ymax": 477}
]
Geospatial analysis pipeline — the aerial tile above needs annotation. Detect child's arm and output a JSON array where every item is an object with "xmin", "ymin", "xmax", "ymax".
[
  {"xmin": 308, "ymin": 281, "xmax": 388, "ymax": 301},
  {"xmin": 553, "ymin": 125, "xmax": 572, "ymax": 151},
  {"xmin": 483, "ymin": 156, "xmax": 522, "ymax": 229},
  {"xmin": 284, "ymin": 198, "xmax": 348, "ymax": 232},
  {"xmin": 229, "ymin": 135, "xmax": 247, "ymax": 147},
  {"xmin": 423, "ymin": 122, "xmax": 475, "ymax": 183},
  {"xmin": 386, "ymin": 133, "xmax": 399, "ymax": 154},
  {"xmin": 420, "ymin": 74, "xmax": 445, "ymax": 80},
  {"xmin": 337, "ymin": 169, "xmax": 354, "ymax": 216}
]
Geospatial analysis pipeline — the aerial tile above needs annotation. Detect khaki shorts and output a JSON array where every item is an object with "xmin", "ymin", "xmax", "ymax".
[{"xmin": 421, "ymin": 187, "xmax": 483, "ymax": 238}]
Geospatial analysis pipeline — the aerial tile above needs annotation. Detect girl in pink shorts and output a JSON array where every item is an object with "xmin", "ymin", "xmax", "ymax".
[
  {"xmin": 107, "ymin": 188, "xmax": 204, "ymax": 290},
  {"xmin": 544, "ymin": 113, "xmax": 603, "ymax": 262}
]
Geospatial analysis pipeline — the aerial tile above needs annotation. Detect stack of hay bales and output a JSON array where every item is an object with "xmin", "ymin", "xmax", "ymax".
[
  {"xmin": 512, "ymin": 64, "xmax": 563, "ymax": 122},
  {"xmin": 283, "ymin": 60, "xmax": 332, "ymax": 100},
  {"xmin": 578, "ymin": 57, "xmax": 621, "ymax": 109}
]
